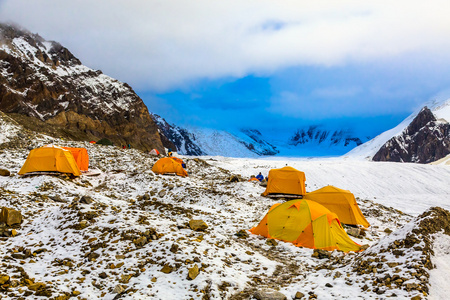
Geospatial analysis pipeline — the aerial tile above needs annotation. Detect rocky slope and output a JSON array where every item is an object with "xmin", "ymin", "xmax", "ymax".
[
  {"xmin": 0, "ymin": 23, "xmax": 165, "ymax": 152},
  {"xmin": 373, "ymin": 107, "xmax": 450, "ymax": 163}
]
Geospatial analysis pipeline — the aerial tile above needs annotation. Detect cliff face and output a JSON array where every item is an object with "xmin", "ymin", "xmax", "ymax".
[
  {"xmin": 0, "ymin": 23, "xmax": 165, "ymax": 152},
  {"xmin": 373, "ymin": 107, "xmax": 450, "ymax": 163}
]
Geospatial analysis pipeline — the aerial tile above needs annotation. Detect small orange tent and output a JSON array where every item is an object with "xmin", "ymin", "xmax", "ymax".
[
  {"xmin": 250, "ymin": 199, "xmax": 361, "ymax": 252},
  {"xmin": 303, "ymin": 186, "xmax": 370, "ymax": 228},
  {"xmin": 150, "ymin": 149, "xmax": 160, "ymax": 156},
  {"xmin": 152, "ymin": 157, "xmax": 187, "ymax": 177},
  {"xmin": 18, "ymin": 145, "xmax": 81, "ymax": 176},
  {"xmin": 262, "ymin": 166, "xmax": 306, "ymax": 197},
  {"xmin": 62, "ymin": 147, "xmax": 89, "ymax": 171}
]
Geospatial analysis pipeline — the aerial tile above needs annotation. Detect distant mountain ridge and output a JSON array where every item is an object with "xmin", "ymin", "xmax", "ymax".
[
  {"xmin": 289, "ymin": 125, "xmax": 364, "ymax": 148},
  {"xmin": 0, "ymin": 23, "xmax": 165, "ymax": 152},
  {"xmin": 151, "ymin": 114, "xmax": 278, "ymax": 157}
]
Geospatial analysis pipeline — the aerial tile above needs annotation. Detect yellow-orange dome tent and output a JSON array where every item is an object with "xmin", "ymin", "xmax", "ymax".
[
  {"xmin": 62, "ymin": 147, "xmax": 89, "ymax": 171},
  {"xmin": 262, "ymin": 166, "xmax": 306, "ymax": 197},
  {"xmin": 152, "ymin": 157, "xmax": 187, "ymax": 177},
  {"xmin": 304, "ymin": 185, "xmax": 370, "ymax": 228},
  {"xmin": 250, "ymin": 199, "xmax": 361, "ymax": 252},
  {"xmin": 18, "ymin": 145, "xmax": 81, "ymax": 176}
]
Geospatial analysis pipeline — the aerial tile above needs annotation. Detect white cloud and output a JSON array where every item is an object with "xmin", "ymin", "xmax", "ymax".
[{"xmin": 2, "ymin": 0, "xmax": 450, "ymax": 91}]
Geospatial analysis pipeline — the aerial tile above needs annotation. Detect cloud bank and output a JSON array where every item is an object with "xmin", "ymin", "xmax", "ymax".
[{"xmin": 2, "ymin": 0, "xmax": 450, "ymax": 91}]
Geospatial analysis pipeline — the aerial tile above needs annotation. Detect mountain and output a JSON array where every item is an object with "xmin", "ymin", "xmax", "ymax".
[
  {"xmin": 0, "ymin": 23, "xmax": 165, "ymax": 152},
  {"xmin": 289, "ymin": 126, "xmax": 363, "ymax": 148},
  {"xmin": 151, "ymin": 114, "xmax": 278, "ymax": 157},
  {"xmin": 373, "ymin": 107, "xmax": 450, "ymax": 163},
  {"xmin": 346, "ymin": 98, "xmax": 450, "ymax": 163}
]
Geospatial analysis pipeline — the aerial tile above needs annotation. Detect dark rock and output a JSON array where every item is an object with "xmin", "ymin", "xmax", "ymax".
[
  {"xmin": 311, "ymin": 249, "xmax": 331, "ymax": 259},
  {"xmin": 373, "ymin": 107, "xmax": 450, "ymax": 163},
  {"xmin": 79, "ymin": 196, "xmax": 94, "ymax": 204},
  {"xmin": 235, "ymin": 229, "xmax": 249, "ymax": 239},
  {"xmin": 0, "ymin": 169, "xmax": 10, "ymax": 176}
]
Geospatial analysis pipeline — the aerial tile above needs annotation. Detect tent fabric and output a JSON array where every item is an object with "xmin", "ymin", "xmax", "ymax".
[
  {"xmin": 262, "ymin": 166, "xmax": 306, "ymax": 196},
  {"xmin": 250, "ymin": 199, "xmax": 361, "ymax": 252},
  {"xmin": 62, "ymin": 147, "xmax": 89, "ymax": 171},
  {"xmin": 150, "ymin": 149, "xmax": 160, "ymax": 155},
  {"xmin": 303, "ymin": 185, "xmax": 370, "ymax": 228},
  {"xmin": 18, "ymin": 145, "xmax": 81, "ymax": 176},
  {"xmin": 152, "ymin": 157, "xmax": 187, "ymax": 177}
]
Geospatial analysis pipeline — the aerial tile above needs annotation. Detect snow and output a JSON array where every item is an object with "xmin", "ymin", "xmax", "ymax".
[
  {"xmin": 211, "ymin": 156, "xmax": 450, "ymax": 215},
  {"xmin": 1, "ymin": 112, "xmax": 450, "ymax": 299},
  {"xmin": 428, "ymin": 233, "xmax": 450, "ymax": 300}
]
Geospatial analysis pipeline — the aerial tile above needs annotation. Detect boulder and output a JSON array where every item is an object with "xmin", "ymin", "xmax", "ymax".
[
  {"xmin": 79, "ymin": 196, "xmax": 94, "ymax": 204},
  {"xmin": 189, "ymin": 220, "xmax": 208, "ymax": 231},
  {"xmin": 0, "ymin": 207, "xmax": 22, "ymax": 226},
  {"xmin": 346, "ymin": 227, "xmax": 361, "ymax": 237},
  {"xmin": 0, "ymin": 169, "xmax": 10, "ymax": 176},
  {"xmin": 188, "ymin": 264, "xmax": 199, "ymax": 280},
  {"xmin": 311, "ymin": 249, "xmax": 331, "ymax": 259},
  {"xmin": 0, "ymin": 275, "xmax": 10, "ymax": 285},
  {"xmin": 254, "ymin": 289, "xmax": 287, "ymax": 300}
]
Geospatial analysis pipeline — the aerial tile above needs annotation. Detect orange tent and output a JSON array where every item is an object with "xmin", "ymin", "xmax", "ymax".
[
  {"xmin": 18, "ymin": 145, "xmax": 81, "ymax": 176},
  {"xmin": 304, "ymin": 186, "xmax": 370, "ymax": 228},
  {"xmin": 249, "ymin": 177, "xmax": 260, "ymax": 182},
  {"xmin": 250, "ymin": 199, "xmax": 361, "ymax": 252},
  {"xmin": 152, "ymin": 157, "xmax": 187, "ymax": 177},
  {"xmin": 62, "ymin": 147, "xmax": 89, "ymax": 171},
  {"xmin": 89, "ymin": 141, "xmax": 96, "ymax": 144},
  {"xmin": 262, "ymin": 166, "xmax": 306, "ymax": 197}
]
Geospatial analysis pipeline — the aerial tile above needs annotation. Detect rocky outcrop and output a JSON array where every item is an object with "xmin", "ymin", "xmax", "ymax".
[
  {"xmin": 0, "ymin": 23, "xmax": 165, "ymax": 152},
  {"xmin": 373, "ymin": 107, "xmax": 450, "ymax": 163}
]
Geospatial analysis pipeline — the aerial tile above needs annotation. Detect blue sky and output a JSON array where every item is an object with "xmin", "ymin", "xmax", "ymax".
[{"xmin": 2, "ymin": 0, "xmax": 450, "ymax": 140}]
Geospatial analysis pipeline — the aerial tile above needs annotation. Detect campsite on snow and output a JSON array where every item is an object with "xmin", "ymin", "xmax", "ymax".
[
  {"xmin": 1, "ymin": 20, "xmax": 450, "ymax": 300},
  {"xmin": 1, "ymin": 110, "xmax": 450, "ymax": 300}
]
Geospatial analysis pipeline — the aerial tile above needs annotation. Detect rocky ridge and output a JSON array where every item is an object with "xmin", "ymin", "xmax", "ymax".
[
  {"xmin": 373, "ymin": 107, "xmax": 450, "ymax": 163},
  {"xmin": 0, "ymin": 23, "xmax": 165, "ymax": 152}
]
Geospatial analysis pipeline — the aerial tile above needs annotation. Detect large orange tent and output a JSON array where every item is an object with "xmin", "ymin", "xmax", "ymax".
[
  {"xmin": 152, "ymin": 157, "xmax": 187, "ymax": 177},
  {"xmin": 303, "ymin": 185, "xmax": 370, "ymax": 228},
  {"xmin": 262, "ymin": 166, "xmax": 306, "ymax": 197},
  {"xmin": 62, "ymin": 147, "xmax": 89, "ymax": 171},
  {"xmin": 250, "ymin": 199, "xmax": 361, "ymax": 252},
  {"xmin": 18, "ymin": 145, "xmax": 81, "ymax": 176}
]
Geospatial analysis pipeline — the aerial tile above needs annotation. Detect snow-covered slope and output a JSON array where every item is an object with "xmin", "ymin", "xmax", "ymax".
[{"xmin": 345, "ymin": 98, "xmax": 450, "ymax": 160}]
